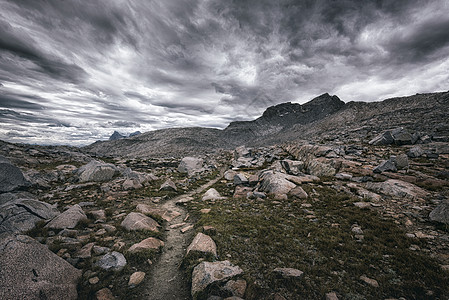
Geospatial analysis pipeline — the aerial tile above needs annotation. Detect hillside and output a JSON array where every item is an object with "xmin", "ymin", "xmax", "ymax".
[{"xmin": 84, "ymin": 91, "xmax": 449, "ymax": 157}]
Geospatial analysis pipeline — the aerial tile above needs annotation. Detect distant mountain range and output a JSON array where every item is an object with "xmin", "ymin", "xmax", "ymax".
[{"xmin": 84, "ymin": 91, "xmax": 449, "ymax": 157}]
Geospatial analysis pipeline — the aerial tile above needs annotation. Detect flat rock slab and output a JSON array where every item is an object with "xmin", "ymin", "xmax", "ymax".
[
  {"xmin": 46, "ymin": 204, "xmax": 87, "ymax": 230},
  {"xmin": 191, "ymin": 260, "xmax": 243, "ymax": 299},
  {"xmin": 0, "ymin": 197, "xmax": 59, "ymax": 234},
  {"xmin": 136, "ymin": 204, "xmax": 181, "ymax": 222},
  {"xmin": 95, "ymin": 251, "xmax": 127, "ymax": 271},
  {"xmin": 0, "ymin": 234, "xmax": 81, "ymax": 300},
  {"xmin": 129, "ymin": 237, "xmax": 164, "ymax": 253},
  {"xmin": 121, "ymin": 212, "xmax": 160, "ymax": 232},
  {"xmin": 366, "ymin": 179, "xmax": 428, "ymax": 200},
  {"xmin": 273, "ymin": 267, "xmax": 304, "ymax": 278},
  {"xmin": 186, "ymin": 232, "xmax": 217, "ymax": 257}
]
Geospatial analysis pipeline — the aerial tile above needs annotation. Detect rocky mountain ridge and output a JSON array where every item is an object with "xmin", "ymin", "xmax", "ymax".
[{"xmin": 85, "ymin": 91, "xmax": 449, "ymax": 158}]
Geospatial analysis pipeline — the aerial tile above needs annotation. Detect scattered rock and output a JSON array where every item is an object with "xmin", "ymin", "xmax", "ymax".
[
  {"xmin": 393, "ymin": 154, "xmax": 409, "ymax": 170},
  {"xmin": 128, "ymin": 237, "xmax": 164, "ymax": 253},
  {"xmin": 373, "ymin": 159, "xmax": 397, "ymax": 173},
  {"xmin": 0, "ymin": 234, "xmax": 81, "ymax": 300},
  {"xmin": 224, "ymin": 170, "xmax": 237, "ymax": 181},
  {"xmin": 160, "ymin": 179, "xmax": 177, "ymax": 192},
  {"xmin": 273, "ymin": 267, "xmax": 304, "ymax": 278},
  {"xmin": 359, "ymin": 275, "xmax": 379, "ymax": 287},
  {"xmin": 186, "ymin": 232, "xmax": 217, "ymax": 258},
  {"xmin": 128, "ymin": 271, "xmax": 145, "ymax": 287},
  {"xmin": 407, "ymin": 146, "xmax": 424, "ymax": 158},
  {"xmin": 121, "ymin": 212, "xmax": 160, "ymax": 232},
  {"xmin": 202, "ymin": 188, "xmax": 226, "ymax": 201},
  {"xmin": 280, "ymin": 159, "xmax": 305, "ymax": 175},
  {"xmin": 136, "ymin": 204, "xmax": 181, "ymax": 222},
  {"xmin": 181, "ymin": 224, "xmax": 194, "ymax": 233},
  {"xmin": 95, "ymin": 251, "xmax": 127, "ymax": 271},
  {"xmin": 369, "ymin": 127, "xmax": 417, "ymax": 146},
  {"xmin": 259, "ymin": 171, "xmax": 296, "ymax": 195},
  {"xmin": 354, "ymin": 202, "xmax": 371, "ymax": 209},
  {"xmin": 75, "ymin": 242, "xmax": 95, "ymax": 258},
  {"xmin": 429, "ymin": 201, "xmax": 449, "ymax": 225},
  {"xmin": 335, "ymin": 173, "xmax": 353, "ymax": 180},
  {"xmin": 178, "ymin": 157, "xmax": 204, "ymax": 176},
  {"xmin": 0, "ymin": 156, "xmax": 28, "ymax": 192},
  {"xmin": 325, "ymin": 292, "xmax": 339, "ymax": 300},
  {"xmin": 306, "ymin": 159, "xmax": 336, "ymax": 177},
  {"xmin": 366, "ymin": 179, "xmax": 428, "ymax": 200},
  {"xmin": 288, "ymin": 186, "xmax": 308, "ymax": 199},
  {"xmin": 46, "ymin": 204, "xmax": 88, "ymax": 230},
  {"xmin": 0, "ymin": 197, "xmax": 59, "ymax": 233},
  {"xmin": 95, "ymin": 287, "xmax": 115, "ymax": 300},
  {"xmin": 77, "ymin": 160, "xmax": 119, "ymax": 182},
  {"xmin": 90, "ymin": 209, "xmax": 106, "ymax": 221},
  {"xmin": 191, "ymin": 260, "xmax": 243, "ymax": 299},
  {"xmin": 223, "ymin": 279, "xmax": 247, "ymax": 298},
  {"xmin": 234, "ymin": 173, "xmax": 248, "ymax": 185}
]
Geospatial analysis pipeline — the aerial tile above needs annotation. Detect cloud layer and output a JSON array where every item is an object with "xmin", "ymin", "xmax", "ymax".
[{"xmin": 1, "ymin": 0, "xmax": 448, "ymax": 145}]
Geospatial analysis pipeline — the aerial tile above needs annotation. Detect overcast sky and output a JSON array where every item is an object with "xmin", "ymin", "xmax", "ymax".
[{"xmin": 1, "ymin": 0, "xmax": 448, "ymax": 145}]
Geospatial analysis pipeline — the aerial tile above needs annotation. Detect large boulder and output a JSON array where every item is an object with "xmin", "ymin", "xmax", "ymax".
[
  {"xmin": 186, "ymin": 233, "xmax": 217, "ymax": 257},
  {"xmin": 259, "ymin": 171, "xmax": 296, "ymax": 196},
  {"xmin": 0, "ymin": 155, "xmax": 28, "ymax": 192},
  {"xmin": 0, "ymin": 196, "xmax": 59, "ymax": 234},
  {"xmin": 77, "ymin": 160, "xmax": 119, "ymax": 182},
  {"xmin": 429, "ymin": 201, "xmax": 449, "ymax": 225},
  {"xmin": 306, "ymin": 159, "xmax": 336, "ymax": 177},
  {"xmin": 369, "ymin": 127, "xmax": 418, "ymax": 146},
  {"xmin": 178, "ymin": 157, "xmax": 204, "ymax": 176},
  {"xmin": 366, "ymin": 179, "xmax": 428, "ymax": 200},
  {"xmin": 46, "ymin": 204, "xmax": 87, "ymax": 230},
  {"xmin": 121, "ymin": 212, "xmax": 160, "ymax": 232},
  {"xmin": 280, "ymin": 159, "xmax": 305, "ymax": 175},
  {"xmin": 191, "ymin": 260, "xmax": 243, "ymax": 299},
  {"xmin": 0, "ymin": 234, "xmax": 81, "ymax": 300}
]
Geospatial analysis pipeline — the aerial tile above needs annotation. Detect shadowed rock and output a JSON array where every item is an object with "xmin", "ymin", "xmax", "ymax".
[
  {"xmin": 121, "ymin": 212, "xmax": 160, "ymax": 232},
  {"xmin": 0, "ymin": 234, "xmax": 81, "ymax": 300},
  {"xmin": 0, "ymin": 155, "xmax": 28, "ymax": 192}
]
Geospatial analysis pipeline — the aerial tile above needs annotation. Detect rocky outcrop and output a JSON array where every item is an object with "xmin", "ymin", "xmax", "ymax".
[
  {"xmin": 369, "ymin": 127, "xmax": 418, "ymax": 146},
  {"xmin": 0, "ymin": 155, "xmax": 28, "ymax": 192},
  {"xmin": 178, "ymin": 157, "xmax": 204, "ymax": 176},
  {"xmin": 0, "ymin": 195, "xmax": 59, "ymax": 234},
  {"xmin": 0, "ymin": 234, "xmax": 81, "ymax": 300},
  {"xmin": 366, "ymin": 179, "xmax": 428, "ymax": 200},
  {"xmin": 46, "ymin": 204, "xmax": 87, "ymax": 230},
  {"xmin": 77, "ymin": 160, "xmax": 119, "ymax": 182},
  {"xmin": 191, "ymin": 260, "xmax": 243, "ymax": 299}
]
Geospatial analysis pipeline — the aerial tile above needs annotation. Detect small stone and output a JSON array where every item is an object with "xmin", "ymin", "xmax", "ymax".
[
  {"xmin": 360, "ymin": 275, "xmax": 379, "ymax": 287},
  {"xmin": 181, "ymin": 224, "xmax": 194, "ymax": 233},
  {"xmin": 273, "ymin": 267, "xmax": 304, "ymax": 278},
  {"xmin": 186, "ymin": 232, "xmax": 217, "ymax": 257},
  {"xmin": 351, "ymin": 225, "xmax": 363, "ymax": 235},
  {"xmin": 95, "ymin": 287, "xmax": 115, "ymax": 300},
  {"xmin": 75, "ymin": 242, "xmax": 94, "ymax": 259},
  {"xmin": 159, "ymin": 179, "xmax": 177, "ymax": 192},
  {"xmin": 128, "ymin": 271, "xmax": 145, "ymax": 287},
  {"xmin": 202, "ymin": 226, "xmax": 216, "ymax": 235},
  {"xmin": 89, "ymin": 277, "xmax": 99, "ymax": 284},
  {"xmin": 121, "ymin": 212, "xmax": 160, "ymax": 232},
  {"xmin": 200, "ymin": 208, "xmax": 211, "ymax": 214},
  {"xmin": 170, "ymin": 222, "xmax": 187, "ymax": 229},
  {"xmin": 95, "ymin": 251, "xmax": 127, "ymax": 271},
  {"xmin": 354, "ymin": 202, "xmax": 370, "ymax": 209},
  {"xmin": 129, "ymin": 237, "xmax": 164, "ymax": 253},
  {"xmin": 223, "ymin": 279, "xmax": 247, "ymax": 298},
  {"xmin": 325, "ymin": 292, "xmax": 339, "ymax": 300}
]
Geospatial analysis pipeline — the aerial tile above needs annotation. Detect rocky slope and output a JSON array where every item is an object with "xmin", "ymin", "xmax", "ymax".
[{"xmin": 84, "ymin": 91, "xmax": 449, "ymax": 157}]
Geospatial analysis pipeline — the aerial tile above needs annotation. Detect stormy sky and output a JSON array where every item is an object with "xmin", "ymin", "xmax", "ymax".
[{"xmin": 1, "ymin": 0, "xmax": 448, "ymax": 145}]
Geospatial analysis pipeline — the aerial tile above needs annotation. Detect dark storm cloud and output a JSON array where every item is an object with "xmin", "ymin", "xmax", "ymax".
[{"xmin": 0, "ymin": 0, "xmax": 448, "ymax": 145}]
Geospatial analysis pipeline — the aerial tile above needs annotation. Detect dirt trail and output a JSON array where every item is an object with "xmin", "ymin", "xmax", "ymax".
[{"xmin": 143, "ymin": 170, "xmax": 225, "ymax": 300}]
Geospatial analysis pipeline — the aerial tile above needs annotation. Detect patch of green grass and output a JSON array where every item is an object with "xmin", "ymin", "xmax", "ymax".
[{"xmin": 186, "ymin": 182, "xmax": 449, "ymax": 299}]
